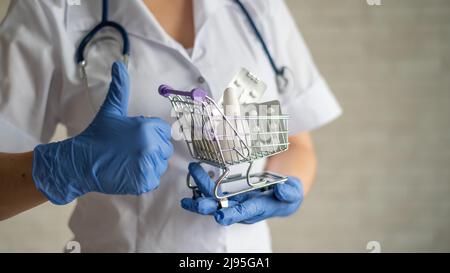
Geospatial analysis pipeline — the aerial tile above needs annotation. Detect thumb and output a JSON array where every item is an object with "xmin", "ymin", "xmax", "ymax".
[
  {"xmin": 188, "ymin": 163, "xmax": 217, "ymax": 197},
  {"xmin": 99, "ymin": 61, "xmax": 129, "ymax": 116},
  {"xmin": 274, "ymin": 177, "xmax": 303, "ymax": 203}
]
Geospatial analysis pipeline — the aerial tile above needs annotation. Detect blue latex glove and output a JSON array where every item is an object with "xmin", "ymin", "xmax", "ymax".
[
  {"xmin": 32, "ymin": 61, "xmax": 173, "ymax": 205},
  {"xmin": 181, "ymin": 163, "xmax": 303, "ymax": 226}
]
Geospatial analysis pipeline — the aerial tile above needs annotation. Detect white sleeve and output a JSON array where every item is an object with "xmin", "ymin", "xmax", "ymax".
[
  {"xmin": 264, "ymin": 0, "xmax": 342, "ymax": 134},
  {"xmin": 0, "ymin": 1, "xmax": 62, "ymax": 152}
]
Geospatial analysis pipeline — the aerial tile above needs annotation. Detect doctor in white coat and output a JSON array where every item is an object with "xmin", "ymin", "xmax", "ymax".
[{"xmin": 0, "ymin": 0, "xmax": 341, "ymax": 252}]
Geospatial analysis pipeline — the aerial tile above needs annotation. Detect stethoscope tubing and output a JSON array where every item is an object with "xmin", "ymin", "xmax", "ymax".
[{"xmin": 76, "ymin": 0, "xmax": 290, "ymax": 95}]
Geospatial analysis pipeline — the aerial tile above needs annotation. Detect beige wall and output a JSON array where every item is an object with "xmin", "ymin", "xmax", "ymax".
[
  {"xmin": 0, "ymin": 0, "xmax": 9, "ymax": 22},
  {"xmin": 1, "ymin": 0, "xmax": 449, "ymax": 252},
  {"xmin": 270, "ymin": 0, "xmax": 450, "ymax": 252}
]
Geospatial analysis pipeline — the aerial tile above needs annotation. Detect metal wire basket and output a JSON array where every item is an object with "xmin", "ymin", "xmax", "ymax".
[{"xmin": 159, "ymin": 85, "xmax": 289, "ymax": 207}]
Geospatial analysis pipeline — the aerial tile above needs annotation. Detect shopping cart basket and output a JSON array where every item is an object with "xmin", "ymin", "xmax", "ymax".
[{"xmin": 159, "ymin": 85, "xmax": 289, "ymax": 207}]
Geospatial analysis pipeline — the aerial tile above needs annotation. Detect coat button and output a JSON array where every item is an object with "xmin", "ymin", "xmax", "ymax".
[
  {"xmin": 208, "ymin": 170, "xmax": 215, "ymax": 179},
  {"xmin": 197, "ymin": 76, "xmax": 206, "ymax": 84}
]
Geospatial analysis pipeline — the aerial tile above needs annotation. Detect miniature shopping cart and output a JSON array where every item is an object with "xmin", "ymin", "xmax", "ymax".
[{"xmin": 159, "ymin": 85, "xmax": 289, "ymax": 207}]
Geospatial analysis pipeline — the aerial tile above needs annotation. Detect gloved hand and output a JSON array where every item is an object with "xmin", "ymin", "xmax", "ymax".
[
  {"xmin": 32, "ymin": 61, "xmax": 173, "ymax": 205},
  {"xmin": 181, "ymin": 163, "xmax": 303, "ymax": 226}
]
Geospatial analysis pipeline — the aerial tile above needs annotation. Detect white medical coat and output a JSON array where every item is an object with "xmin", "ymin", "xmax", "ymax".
[{"xmin": 0, "ymin": 0, "xmax": 342, "ymax": 252}]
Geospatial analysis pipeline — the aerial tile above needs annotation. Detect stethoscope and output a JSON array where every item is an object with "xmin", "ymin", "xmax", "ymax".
[{"xmin": 75, "ymin": 0, "xmax": 294, "ymax": 97}]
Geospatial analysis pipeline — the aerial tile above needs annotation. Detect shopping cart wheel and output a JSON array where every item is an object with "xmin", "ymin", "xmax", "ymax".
[
  {"xmin": 192, "ymin": 188, "xmax": 202, "ymax": 199},
  {"xmin": 219, "ymin": 198, "xmax": 229, "ymax": 208}
]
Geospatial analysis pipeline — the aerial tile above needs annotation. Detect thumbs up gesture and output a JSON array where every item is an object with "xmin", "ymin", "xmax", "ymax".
[{"xmin": 32, "ymin": 61, "xmax": 173, "ymax": 205}]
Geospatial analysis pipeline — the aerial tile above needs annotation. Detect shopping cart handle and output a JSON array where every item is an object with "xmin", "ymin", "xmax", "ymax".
[{"xmin": 158, "ymin": 85, "xmax": 207, "ymax": 102}]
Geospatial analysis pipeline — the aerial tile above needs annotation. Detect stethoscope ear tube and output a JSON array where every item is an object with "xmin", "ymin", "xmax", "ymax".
[
  {"xmin": 75, "ymin": 0, "xmax": 130, "ymax": 66},
  {"xmin": 75, "ymin": 23, "xmax": 130, "ymax": 67},
  {"xmin": 234, "ymin": 0, "xmax": 292, "ymax": 94},
  {"xmin": 76, "ymin": 0, "xmax": 131, "ymax": 114}
]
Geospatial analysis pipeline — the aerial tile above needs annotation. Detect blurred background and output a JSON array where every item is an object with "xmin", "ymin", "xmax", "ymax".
[{"xmin": 0, "ymin": 0, "xmax": 449, "ymax": 252}]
